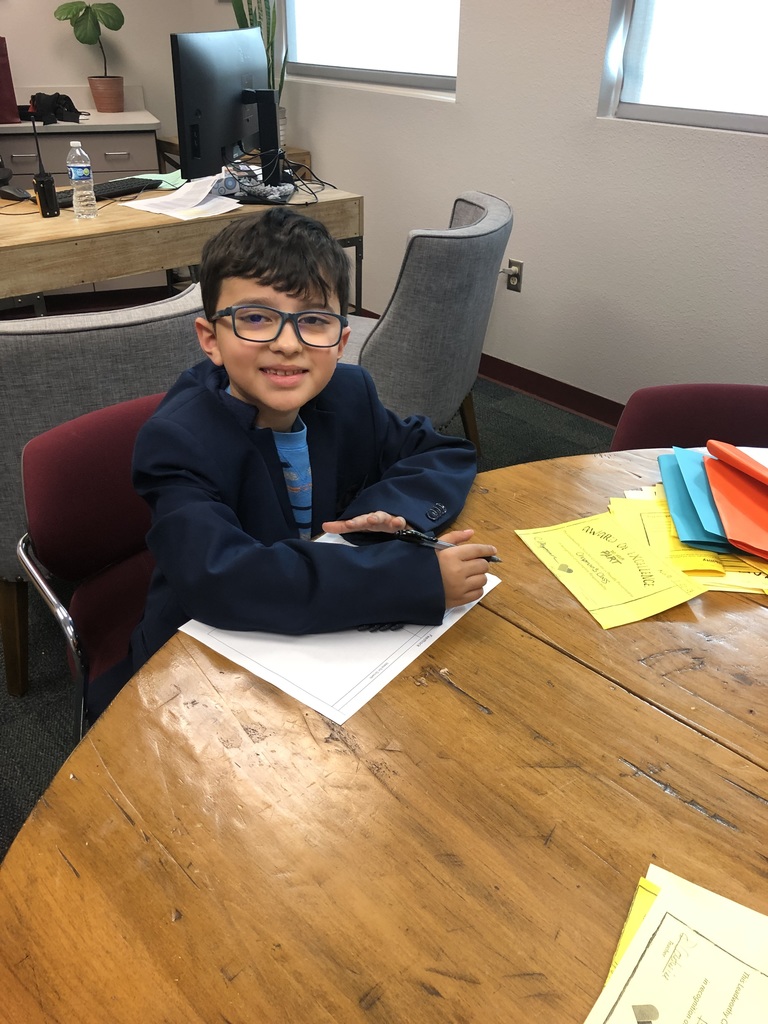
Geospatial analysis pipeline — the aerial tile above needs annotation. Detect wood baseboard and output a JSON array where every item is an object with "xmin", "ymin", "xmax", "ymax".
[{"xmin": 478, "ymin": 354, "xmax": 623, "ymax": 428}]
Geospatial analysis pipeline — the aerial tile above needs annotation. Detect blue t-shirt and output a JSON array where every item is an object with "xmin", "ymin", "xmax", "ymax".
[
  {"xmin": 272, "ymin": 418, "xmax": 312, "ymax": 539},
  {"xmin": 220, "ymin": 385, "xmax": 312, "ymax": 538}
]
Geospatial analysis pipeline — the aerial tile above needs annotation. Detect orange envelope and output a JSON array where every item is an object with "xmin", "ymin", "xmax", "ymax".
[
  {"xmin": 706, "ymin": 440, "xmax": 768, "ymax": 487},
  {"xmin": 704, "ymin": 441, "xmax": 768, "ymax": 560}
]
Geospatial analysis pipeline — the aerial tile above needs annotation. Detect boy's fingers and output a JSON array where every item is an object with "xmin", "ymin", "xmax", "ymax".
[
  {"xmin": 322, "ymin": 512, "xmax": 407, "ymax": 534},
  {"xmin": 321, "ymin": 519, "xmax": 347, "ymax": 534},
  {"xmin": 437, "ymin": 529, "xmax": 474, "ymax": 545},
  {"xmin": 442, "ymin": 543, "xmax": 497, "ymax": 563}
]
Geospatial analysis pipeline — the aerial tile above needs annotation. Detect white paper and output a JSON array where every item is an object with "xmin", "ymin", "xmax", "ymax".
[
  {"xmin": 123, "ymin": 175, "xmax": 241, "ymax": 219},
  {"xmin": 584, "ymin": 867, "xmax": 768, "ymax": 1023},
  {"xmin": 181, "ymin": 574, "xmax": 501, "ymax": 724},
  {"xmin": 739, "ymin": 447, "xmax": 768, "ymax": 470}
]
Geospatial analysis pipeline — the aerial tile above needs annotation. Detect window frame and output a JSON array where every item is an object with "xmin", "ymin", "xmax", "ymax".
[
  {"xmin": 598, "ymin": 0, "xmax": 768, "ymax": 135},
  {"xmin": 285, "ymin": 62, "xmax": 456, "ymax": 93}
]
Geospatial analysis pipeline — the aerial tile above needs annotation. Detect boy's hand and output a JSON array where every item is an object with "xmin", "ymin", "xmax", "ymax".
[
  {"xmin": 322, "ymin": 511, "xmax": 408, "ymax": 535},
  {"xmin": 436, "ymin": 529, "xmax": 496, "ymax": 608}
]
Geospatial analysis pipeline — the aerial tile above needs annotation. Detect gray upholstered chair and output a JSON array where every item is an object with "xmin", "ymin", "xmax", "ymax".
[
  {"xmin": 341, "ymin": 191, "xmax": 513, "ymax": 449},
  {"xmin": 1, "ymin": 285, "xmax": 204, "ymax": 697}
]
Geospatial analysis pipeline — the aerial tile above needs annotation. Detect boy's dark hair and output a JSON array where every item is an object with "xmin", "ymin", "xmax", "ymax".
[{"xmin": 198, "ymin": 208, "xmax": 350, "ymax": 320}]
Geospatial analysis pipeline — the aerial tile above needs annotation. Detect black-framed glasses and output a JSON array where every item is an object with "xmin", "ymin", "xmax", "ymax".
[{"xmin": 210, "ymin": 304, "xmax": 348, "ymax": 348}]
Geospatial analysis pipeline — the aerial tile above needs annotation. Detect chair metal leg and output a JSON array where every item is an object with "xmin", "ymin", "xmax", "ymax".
[
  {"xmin": 17, "ymin": 535, "xmax": 87, "ymax": 743},
  {"xmin": 0, "ymin": 578, "xmax": 29, "ymax": 696},
  {"xmin": 459, "ymin": 390, "xmax": 481, "ymax": 457}
]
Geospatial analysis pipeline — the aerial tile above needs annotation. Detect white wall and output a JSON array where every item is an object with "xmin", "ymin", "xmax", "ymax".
[
  {"xmin": 285, "ymin": 0, "xmax": 768, "ymax": 404},
  {"xmin": 2, "ymin": 0, "xmax": 233, "ymax": 132},
  {"xmin": 4, "ymin": 0, "xmax": 767, "ymax": 404}
]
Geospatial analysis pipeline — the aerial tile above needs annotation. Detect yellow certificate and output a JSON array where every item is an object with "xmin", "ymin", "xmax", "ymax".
[
  {"xmin": 516, "ymin": 512, "xmax": 708, "ymax": 628},
  {"xmin": 608, "ymin": 497, "xmax": 725, "ymax": 575},
  {"xmin": 606, "ymin": 876, "xmax": 661, "ymax": 982},
  {"xmin": 609, "ymin": 498, "xmax": 768, "ymax": 593}
]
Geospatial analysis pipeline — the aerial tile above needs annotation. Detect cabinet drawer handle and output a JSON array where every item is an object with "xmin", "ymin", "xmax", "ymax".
[
  {"xmin": 11, "ymin": 153, "xmax": 37, "ymax": 160},
  {"xmin": 104, "ymin": 151, "xmax": 131, "ymax": 158}
]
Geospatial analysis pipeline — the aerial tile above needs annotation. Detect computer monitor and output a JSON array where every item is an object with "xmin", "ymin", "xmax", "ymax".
[{"xmin": 170, "ymin": 28, "xmax": 282, "ymax": 185}]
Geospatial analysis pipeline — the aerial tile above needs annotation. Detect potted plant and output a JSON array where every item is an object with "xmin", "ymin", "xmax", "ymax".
[{"xmin": 54, "ymin": 2, "xmax": 126, "ymax": 113}]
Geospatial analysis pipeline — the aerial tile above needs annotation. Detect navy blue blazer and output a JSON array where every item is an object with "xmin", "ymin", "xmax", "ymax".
[{"xmin": 128, "ymin": 359, "xmax": 477, "ymax": 671}]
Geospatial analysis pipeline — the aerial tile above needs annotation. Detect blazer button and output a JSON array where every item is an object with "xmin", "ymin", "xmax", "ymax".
[{"xmin": 426, "ymin": 502, "xmax": 447, "ymax": 521}]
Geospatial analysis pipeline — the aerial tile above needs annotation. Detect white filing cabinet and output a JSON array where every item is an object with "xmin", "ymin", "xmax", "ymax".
[
  {"xmin": 0, "ymin": 87, "xmax": 164, "ymax": 295},
  {"xmin": 0, "ymin": 129, "xmax": 159, "ymax": 189}
]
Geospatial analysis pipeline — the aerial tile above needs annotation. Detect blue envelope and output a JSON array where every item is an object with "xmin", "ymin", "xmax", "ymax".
[
  {"xmin": 658, "ymin": 453, "xmax": 734, "ymax": 553},
  {"xmin": 672, "ymin": 446, "xmax": 728, "ymax": 540}
]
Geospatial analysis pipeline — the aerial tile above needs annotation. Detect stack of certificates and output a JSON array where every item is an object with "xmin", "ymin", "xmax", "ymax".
[
  {"xmin": 516, "ymin": 444, "xmax": 768, "ymax": 629},
  {"xmin": 583, "ymin": 866, "xmax": 768, "ymax": 1023}
]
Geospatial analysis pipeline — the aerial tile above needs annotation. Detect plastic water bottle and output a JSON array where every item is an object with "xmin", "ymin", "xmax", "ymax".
[{"xmin": 66, "ymin": 140, "xmax": 98, "ymax": 219}]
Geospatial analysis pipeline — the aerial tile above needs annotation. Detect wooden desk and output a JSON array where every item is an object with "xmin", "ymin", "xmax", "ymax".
[
  {"xmin": 455, "ymin": 453, "xmax": 768, "ymax": 770},
  {"xmin": 1, "ymin": 460, "xmax": 766, "ymax": 1022},
  {"xmin": 0, "ymin": 188, "xmax": 364, "ymax": 308}
]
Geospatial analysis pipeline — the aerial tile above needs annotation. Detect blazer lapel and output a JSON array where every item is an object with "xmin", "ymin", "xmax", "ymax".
[
  {"xmin": 303, "ymin": 405, "xmax": 340, "ymax": 534},
  {"xmin": 250, "ymin": 426, "xmax": 296, "ymax": 533}
]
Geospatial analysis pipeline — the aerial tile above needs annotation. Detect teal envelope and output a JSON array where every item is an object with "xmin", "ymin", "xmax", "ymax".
[
  {"xmin": 672, "ymin": 446, "xmax": 728, "ymax": 540},
  {"xmin": 658, "ymin": 453, "xmax": 734, "ymax": 553}
]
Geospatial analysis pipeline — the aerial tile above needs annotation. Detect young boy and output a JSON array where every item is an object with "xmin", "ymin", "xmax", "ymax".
[{"xmin": 89, "ymin": 208, "xmax": 496, "ymax": 719}]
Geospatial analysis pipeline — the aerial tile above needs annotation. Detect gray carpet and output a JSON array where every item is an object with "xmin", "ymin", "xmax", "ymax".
[{"xmin": 0, "ymin": 378, "xmax": 615, "ymax": 860}]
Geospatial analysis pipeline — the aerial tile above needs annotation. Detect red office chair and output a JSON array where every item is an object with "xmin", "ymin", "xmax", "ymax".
[
  {"xmin": 17, "ymin": 394, "xmax": 164, "ymax": 742},
  {"xmin": 610, "ymin": 383, "xmax": 768, "ymax": 451}
]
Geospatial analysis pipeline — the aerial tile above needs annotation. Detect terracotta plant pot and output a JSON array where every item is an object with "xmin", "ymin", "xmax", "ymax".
[{"xmin": 88, "ymin": 76, "xmax": 124, "ymax": 113}]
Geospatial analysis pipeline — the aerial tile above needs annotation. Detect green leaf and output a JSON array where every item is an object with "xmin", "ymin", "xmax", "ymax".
[
  {"xmin": 231, "ymin": 0, "xmax": 249, "ymax": 30},
  {"xmin": 277, "ymin": 43, "xmax": 288, "ymax": 99},
  {"xmin": 53, "ymin": 2, "xmax": 85, "ymax": 21},
  {"xmin": 72, "ymin": 8, "xmax": 101, "ymax": 45},
  {"xmin": 93, "ymin": 4, "xmax": 125, "ymax": 31}
]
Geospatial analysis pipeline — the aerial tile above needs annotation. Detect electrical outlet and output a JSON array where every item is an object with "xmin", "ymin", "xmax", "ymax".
[{"xmin": 506, "ymin": 259, "xmax": 523, "ymax": 292}]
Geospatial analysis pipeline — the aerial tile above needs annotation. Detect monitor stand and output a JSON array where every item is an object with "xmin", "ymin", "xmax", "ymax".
[{"xmin": 242, "ymin": 89, "xmax": 282, "ymax": 185}]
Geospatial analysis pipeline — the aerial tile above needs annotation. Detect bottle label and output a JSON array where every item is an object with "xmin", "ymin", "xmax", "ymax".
[{"xmin": 68, "ymin": 165, "xmax": 92, "ymax": 183}]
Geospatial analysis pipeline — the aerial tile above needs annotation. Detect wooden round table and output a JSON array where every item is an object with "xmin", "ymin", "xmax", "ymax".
[{"xmin": 2, "ymin": 454, "xmax": 766, "ymax": 1022}]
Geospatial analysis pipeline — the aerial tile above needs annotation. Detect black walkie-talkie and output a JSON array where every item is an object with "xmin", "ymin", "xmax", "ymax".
[{"xmin": 31, "ymin": 117, "xmax": 60, "ymax": 218}]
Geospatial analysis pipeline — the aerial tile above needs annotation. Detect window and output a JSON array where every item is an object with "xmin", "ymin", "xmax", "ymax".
[
  {"xmin": 598, "ymin": 0, "xmax": 768, "ymax": 133},
  {"xmin": 286, "ymin": 0, "xmax": 460, "ymax": 91}
]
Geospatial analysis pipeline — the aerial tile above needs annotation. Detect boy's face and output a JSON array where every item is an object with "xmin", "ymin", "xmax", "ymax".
[{"xmin": 196, "ymin": 278, "xmax": 350, "ymax": 432}]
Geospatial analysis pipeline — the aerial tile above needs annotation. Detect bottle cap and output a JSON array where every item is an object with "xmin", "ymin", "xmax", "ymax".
[{"xmin": 70, "ymin": 140, "xmax": 82, "ymax": 147}]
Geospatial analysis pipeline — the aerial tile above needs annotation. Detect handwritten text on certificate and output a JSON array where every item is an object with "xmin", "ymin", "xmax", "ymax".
[{"xmin": 516, "ymin": 513, "xmax": 706, "ymax": 628}]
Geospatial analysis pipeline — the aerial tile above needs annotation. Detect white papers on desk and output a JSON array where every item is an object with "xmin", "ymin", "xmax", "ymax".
[
  {"xmin": 123, "ymin": 175, "xmax": 241, "ymax": 219},
  {"xmin": 584, "ymin": 865, "xmax": 768, "ymax": 1023},
  {"xmin": 740, "ymin": 446, "xmax": 768, "ymax": 470},
  {"xmin": 180, "ymin": 574, "xmax": 500, "ymax": 724}
]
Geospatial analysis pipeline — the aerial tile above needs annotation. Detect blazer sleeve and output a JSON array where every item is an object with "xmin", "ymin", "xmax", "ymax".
[{"xmin": 336, "ymin": 368, "xmax": 478, "ymax": 534}]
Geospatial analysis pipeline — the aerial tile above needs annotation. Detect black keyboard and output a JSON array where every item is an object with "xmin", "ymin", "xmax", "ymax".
[{"xmin": 57, "ymin": 176, "xmax": 164, "ymax": 209}]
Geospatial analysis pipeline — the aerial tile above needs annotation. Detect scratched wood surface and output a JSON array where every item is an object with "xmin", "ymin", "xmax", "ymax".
[
  {"xmin": 0, "ymin": 189, "xmax": 363, "ymax": 298},
  {"xmin": 460, "ymin": 455, "xmax": 768, "ymax": 770},
  {"xmin": 2, "ymin": 605, "xmax": 768, "ymax": 1022}
]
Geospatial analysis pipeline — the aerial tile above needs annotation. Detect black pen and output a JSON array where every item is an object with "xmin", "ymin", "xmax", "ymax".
[{"xmin": 394, "ymin": 528, "xmax": 502, "ymax": 563}]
